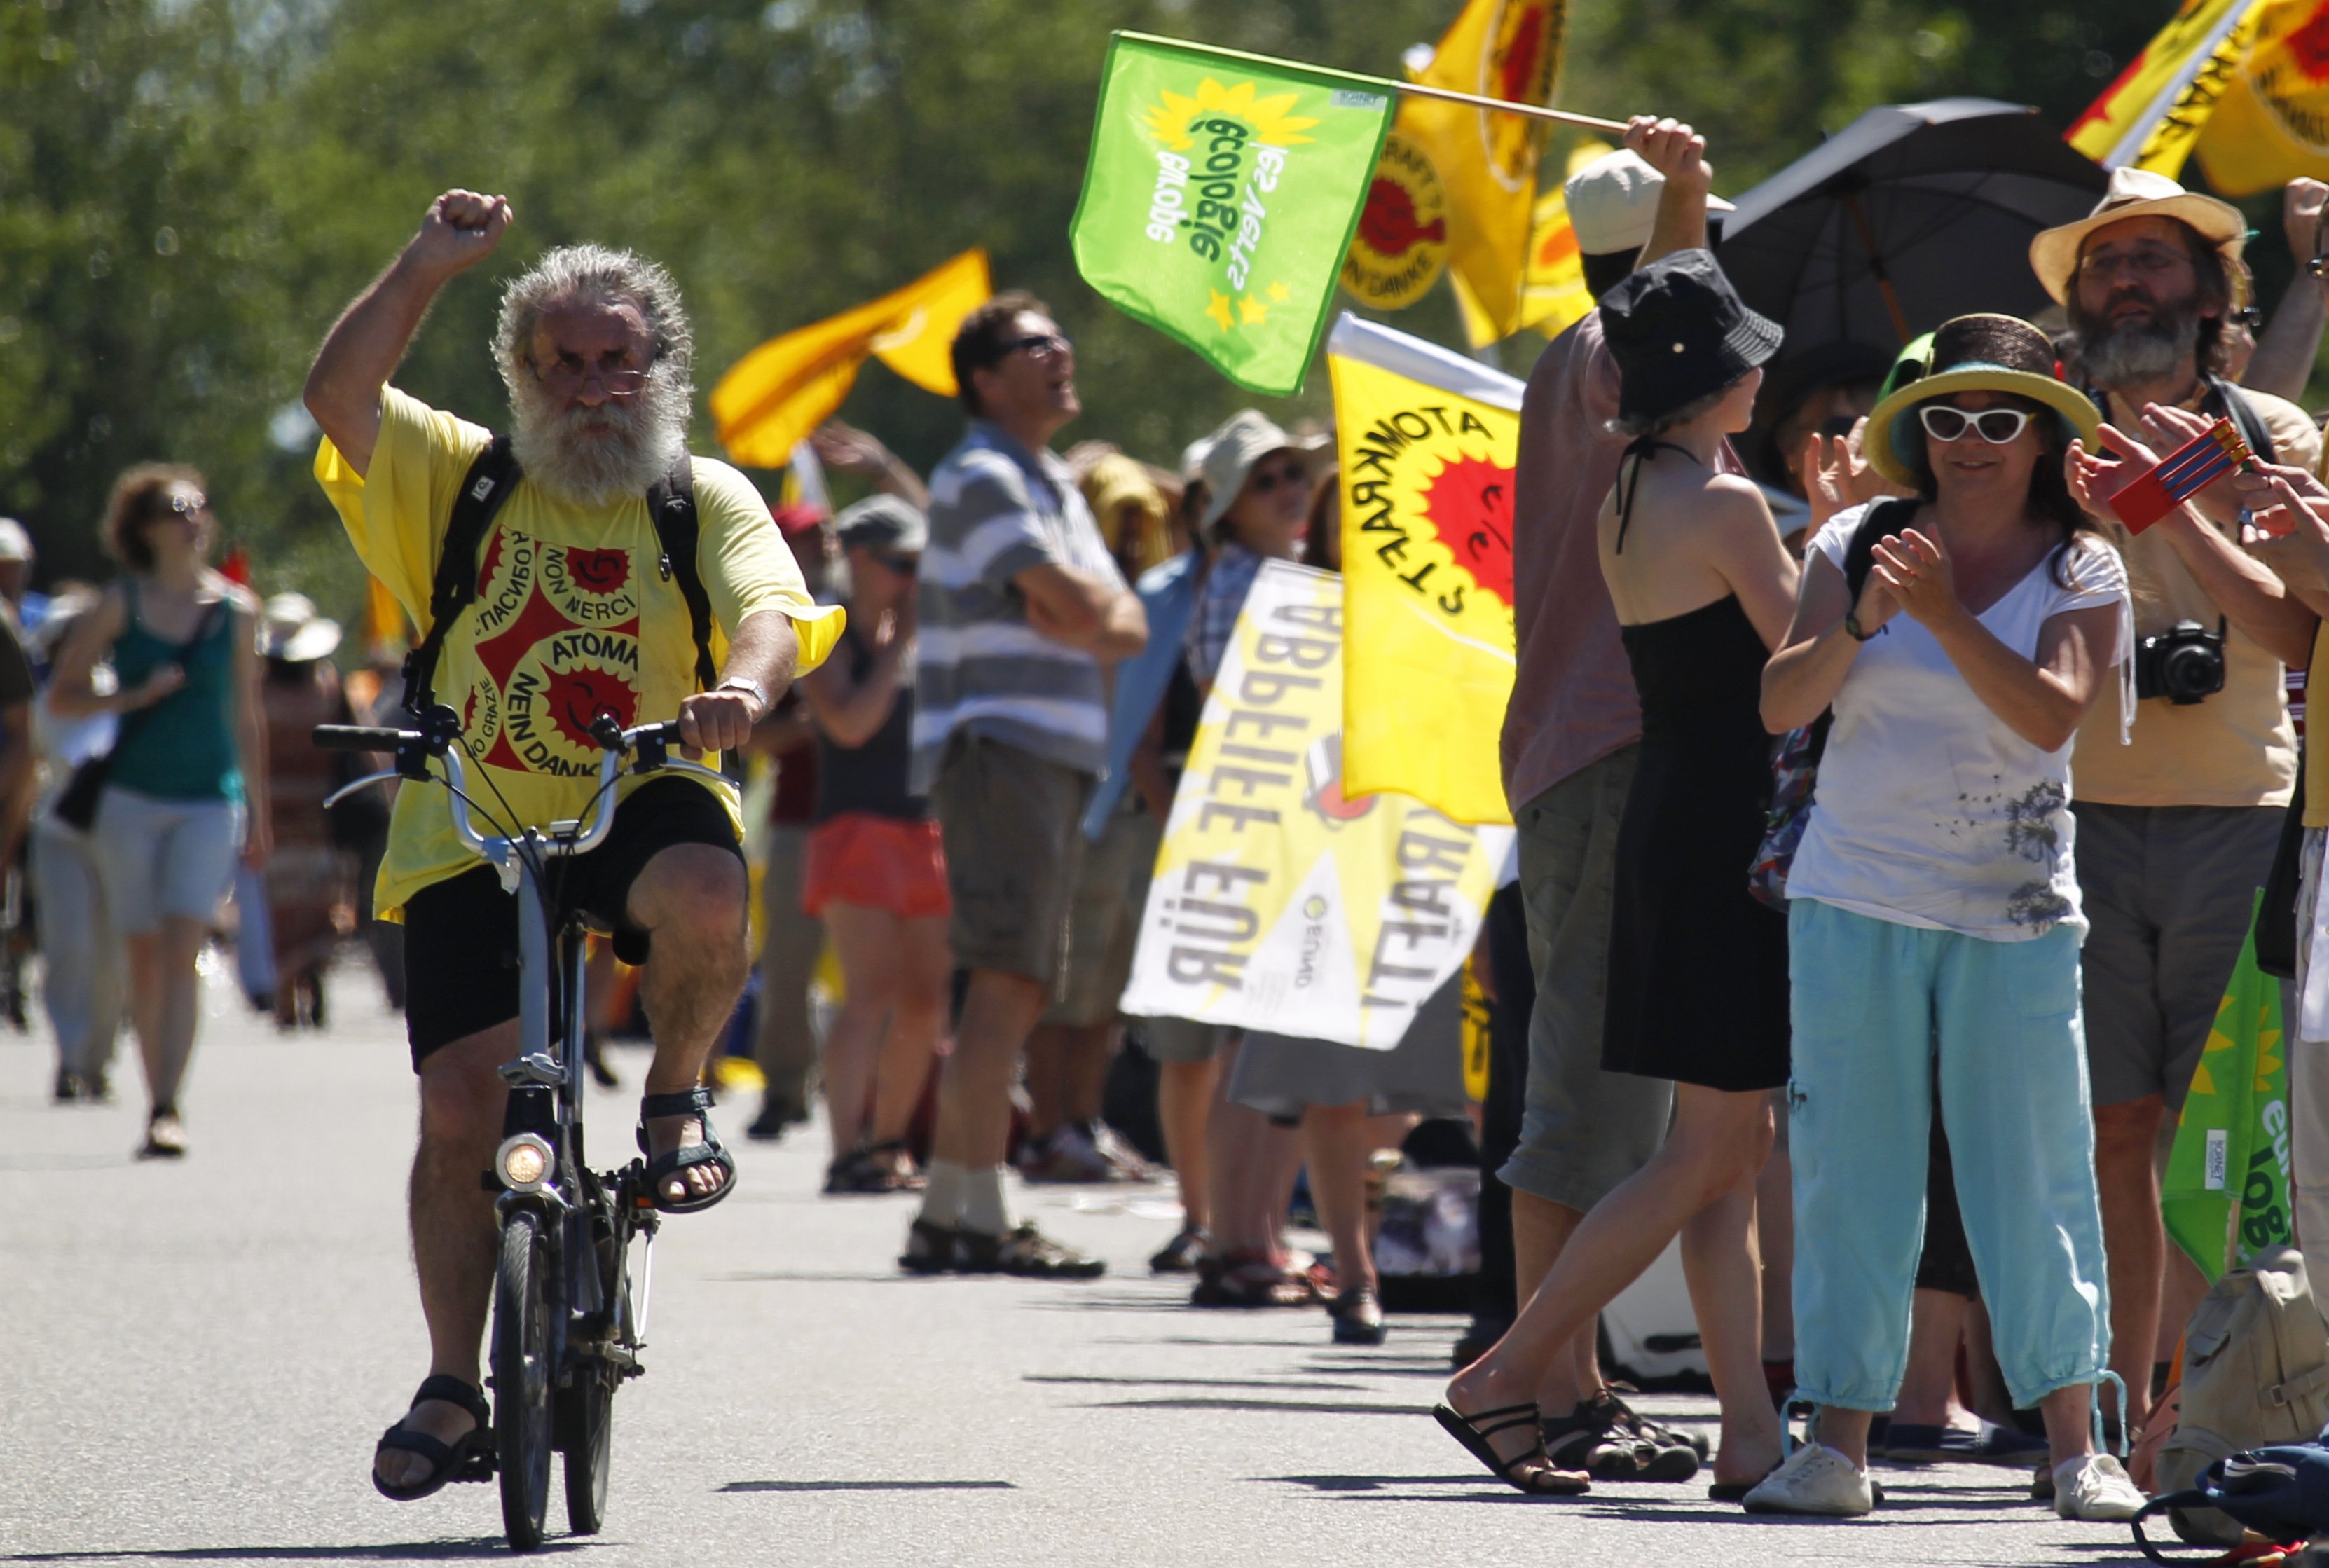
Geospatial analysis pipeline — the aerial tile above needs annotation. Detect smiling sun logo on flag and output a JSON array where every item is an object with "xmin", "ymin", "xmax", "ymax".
[{"xmin": 1139, "ymin": 77, "xmax": 1320, "ymax": 151}]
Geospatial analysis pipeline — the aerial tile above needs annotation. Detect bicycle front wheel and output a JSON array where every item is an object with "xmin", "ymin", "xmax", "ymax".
[{"xmin": 493, "ymin": 1210, "xmax": 556, "ymax": 1553}]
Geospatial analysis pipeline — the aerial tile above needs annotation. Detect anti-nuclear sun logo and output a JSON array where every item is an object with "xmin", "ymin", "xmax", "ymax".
[
  {"xmin": 1419, "ymin": 454, "xmax": 1515, "ymax": 610},
  {"xmin": 460, "ymin": 528, "xmax": 644, "ymax": 778}
]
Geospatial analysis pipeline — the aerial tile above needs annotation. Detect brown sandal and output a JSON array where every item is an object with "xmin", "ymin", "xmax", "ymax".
[
  {"xmin": 1190, "ymin": 1251, "xmax": 1317, "ymax": 1307},
  {"xmin": 1434, "ymin": 1400, "xmax": 1592, "ymax": 1496}
]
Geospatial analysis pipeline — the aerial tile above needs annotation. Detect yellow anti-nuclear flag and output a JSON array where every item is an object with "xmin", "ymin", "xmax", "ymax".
[
  {"xmin": 1345, "ymin": 0, "xmax": 1566, "ymax": 347},
  {"xmin": 2196, "ymin": 1, "xmax": 2329, "ymax": 196},
  {"xmin": 2066, "ymin": 0, "xmax": 2260, "ymax": 177},
  {"xmin": 1517, "ymin": 137, "xmax": 1613, "ymax": 343},
  {"xmin": 1330, "ymin": 313, "xmax": 1520, "ymax": 826},
  {"xmin": 711, "ymin": 249, "xmax": 990, "ymax": 469}
]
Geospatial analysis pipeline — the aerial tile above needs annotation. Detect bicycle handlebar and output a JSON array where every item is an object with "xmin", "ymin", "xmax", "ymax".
[{"xmin": 308, "ymin": 714, "xmax": 726, "ymax": 861}]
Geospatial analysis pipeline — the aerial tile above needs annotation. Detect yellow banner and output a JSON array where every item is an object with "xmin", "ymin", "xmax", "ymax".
[
  {"xmin": 2197, "ymin": 0, "xmax": 2329, "ymax": 195},
  {"xmin": 1347, "ymin": 0, "xmax": 1567, "ymax": 345},
  {"xmin": 2066, "ymin": 0, "xmax": 2260, "ymax": 177},
  {"xmin": 1118, "ymin": 560, "xmax": 1510, "ymax": 1049},
  {"xmin": 710, "ymin": 249, "xmax": 991, "ymax": 469},
  {"xmin": 1329, "ymin": 315, "xmax": 1520, "ymax": 827}
]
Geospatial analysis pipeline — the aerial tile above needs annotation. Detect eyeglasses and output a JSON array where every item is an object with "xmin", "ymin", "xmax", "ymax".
[
  {"xmin": 2075, "ymin": 244, "xmax": 2192, "ymax": 282},
  {"xmin": 997, "ymin": 333, "xmax": 1072, "ymax": 364},
  {"xmin": 2230, "ymin": 305, "xmax": 2265, "ymax": 331},
  {"xmin": 1246, "ymin": 458, "xmax": 1309, "ymax": 495},
  {"xmin": 876, "ymin": 552, "xmax": 919, "ymax": 576},
  {"xmin": 1918, "ymin": 405, "xmax": 2033, "ymax": 444},
  {"xmin": 531, "ymin": 353, "xmax": 652, "ymax": 399},
  {"xmin": 155, "ymin": 490, "xmax": 207, "ymax": 521}
]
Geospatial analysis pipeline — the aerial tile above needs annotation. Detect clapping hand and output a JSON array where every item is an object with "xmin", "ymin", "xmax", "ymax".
[
  {"xmin": 2237, "ymin": 460, "xmax": 2329, "ymax": 595},
  {"xmin": 1869, "ymin": 529, "xmax": 1957, "ymax": 628},
  {"xmin": 1804, "ymin": 416, "xmax": 1911, "ymax": 532}
]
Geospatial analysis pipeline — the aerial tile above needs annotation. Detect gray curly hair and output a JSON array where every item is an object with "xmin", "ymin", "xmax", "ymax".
[{"xmin": 491, "ymin": 243, "xmax": 695, "ymax": 399}]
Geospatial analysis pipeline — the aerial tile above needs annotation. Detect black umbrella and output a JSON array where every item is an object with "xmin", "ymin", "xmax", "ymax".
[{"xmin": 1715, "ymin": 97, "xmax": 2109, "ymax": 353}]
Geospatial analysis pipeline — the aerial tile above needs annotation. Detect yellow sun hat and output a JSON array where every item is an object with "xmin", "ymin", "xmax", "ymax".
[{"xmin": 1863, "ymin": 314, "xmax": 2101, "ymax": 489}]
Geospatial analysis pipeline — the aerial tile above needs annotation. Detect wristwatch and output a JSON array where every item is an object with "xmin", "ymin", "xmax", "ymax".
[
  {"xmin": 716, "ymin": 675, "xmax": 769, "ymax": 715},
  {"xmin": 1843, "ymin": 612, "xmax": 1876, "ymax": 643}
]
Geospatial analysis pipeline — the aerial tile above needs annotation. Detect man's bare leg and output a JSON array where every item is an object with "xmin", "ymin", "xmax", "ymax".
[
  {"xmin": 374, "ymin": 1022, "xmax": 514, "ymax": 1490},
  {"xmin": 930, "ymin": 967, "xmax": 1046, "ymax": 1171},
  {"xmin": 1510, "ymin": 1189, "xmax": 1601, "ymax": 1405},
  {"xmin": 628, "ymin": 844, "xmax": 753, "ymax": 1205},
  {"xmin": 1157, "ymin": 1056, "xmax": 1218, "ymax": 1232}
]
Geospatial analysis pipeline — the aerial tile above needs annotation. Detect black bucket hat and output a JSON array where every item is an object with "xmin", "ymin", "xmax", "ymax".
[{"xmin": 1600, "ymin": 249, "xmax": 1784, "ymax": 425}]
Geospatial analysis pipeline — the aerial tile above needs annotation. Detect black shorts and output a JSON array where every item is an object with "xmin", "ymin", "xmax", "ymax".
[{"xmin": 401, "ymin": 778, "xmax": 742, "ymax": 1068}]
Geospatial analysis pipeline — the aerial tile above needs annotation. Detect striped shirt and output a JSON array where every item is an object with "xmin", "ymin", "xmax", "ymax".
[{"xmin": 912, "ymin": 420, "xmax": 1126, "ymax": 792}]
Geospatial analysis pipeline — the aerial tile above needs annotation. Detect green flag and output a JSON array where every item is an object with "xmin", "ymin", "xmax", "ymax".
[
  {"xmin": 1069, "ymin": 32, "xmax": 1394, "ymax": 397},
  {"xmin": 2162, "ymin": 894, "xmax": 2293, "ymax": 1282}
]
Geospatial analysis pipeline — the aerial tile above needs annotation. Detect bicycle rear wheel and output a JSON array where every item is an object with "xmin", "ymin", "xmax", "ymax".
[{"xmin": 493, "ymin": 1210, "xmax": 556, "ymax": 1553}]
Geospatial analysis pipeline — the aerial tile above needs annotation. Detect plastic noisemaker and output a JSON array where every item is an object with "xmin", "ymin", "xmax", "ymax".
[{"xmin": 2106, "ymin": 418, "xmax": 2255, "ymax": 534}]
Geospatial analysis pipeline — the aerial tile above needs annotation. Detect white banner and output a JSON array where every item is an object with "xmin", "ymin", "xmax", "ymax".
[{"xmin": 1119, "ymin": 560, "xmax": 1511, "ymax": 1049}]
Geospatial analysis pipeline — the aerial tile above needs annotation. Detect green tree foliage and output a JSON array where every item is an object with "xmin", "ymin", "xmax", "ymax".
[{"xmin": 0, "ymin": 0, "xmax": 2285, "ymax": 623}]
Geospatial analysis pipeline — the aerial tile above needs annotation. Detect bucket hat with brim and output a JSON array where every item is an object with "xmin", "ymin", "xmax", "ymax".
[{"xmin": 1863, "ymin": 314, "xmax": 2101, "ymax": 488}]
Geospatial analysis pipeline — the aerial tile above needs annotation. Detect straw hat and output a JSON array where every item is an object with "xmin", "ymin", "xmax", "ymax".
[
  {"xmin": 1862, "ymin": 314, "xmax": 2101, "ymax": 488},
  {"xmin": 261, "ymin": 592, "xmax": 343, "ymax": 663},
  {"xmin": 2028, "ymin": 166, "xmax": 2248, "ymax": 305}
]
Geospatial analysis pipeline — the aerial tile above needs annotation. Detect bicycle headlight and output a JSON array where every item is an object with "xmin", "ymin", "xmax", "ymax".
[{"xmin": 497, "ymin": 1134, "xmax": 554, "ymax": 1192}]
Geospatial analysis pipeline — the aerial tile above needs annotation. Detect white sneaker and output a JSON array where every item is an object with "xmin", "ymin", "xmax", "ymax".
[
  {"xmin": 1740, "ymin": 1443, "xmax": 1874, "ymax": 1516},
  {"xmin": 2052, "ymin": 1453, "xmax": 2146, "ymax": 1521}
]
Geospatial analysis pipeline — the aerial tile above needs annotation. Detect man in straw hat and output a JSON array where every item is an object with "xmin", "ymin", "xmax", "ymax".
[
  {"xmin": 1485, "ymin": 116, "xmax": 1738, "ymax": 1480},
  {"xmin": 2031, "ymin": 165, "xmax": 2324, "ymax": 1440}
]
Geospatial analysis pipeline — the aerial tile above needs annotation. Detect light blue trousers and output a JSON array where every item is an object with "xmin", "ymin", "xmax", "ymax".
[{"xmin": 1787, "ymin": 899, "xmax": 2110, "ymax": 1411}]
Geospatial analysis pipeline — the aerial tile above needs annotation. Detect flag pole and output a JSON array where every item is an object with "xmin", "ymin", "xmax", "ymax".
[{"xmin": 1392, "ymin": 81, "xmax": 1630, "ymax": 133}]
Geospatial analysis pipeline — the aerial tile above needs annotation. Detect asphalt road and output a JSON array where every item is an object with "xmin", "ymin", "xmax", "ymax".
[{"xmin": 4, "ymin": 958, "xmax": 2171, "ymax": 1567}]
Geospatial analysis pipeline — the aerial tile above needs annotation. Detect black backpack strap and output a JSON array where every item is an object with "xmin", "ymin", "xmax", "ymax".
[
  {"xmin": 645, "ymin": 449, "xmax": 716, "ymax": 697},
  {"xmin": 1841, "ymin": 497, "xmax": 1918, "ymax": 602},
  {"xmin": 2208, "ymin": 376, "xmax": 2279, "ymax": 467},
  {"xmin": 403, "ymin": 435, "xmax": 519, "ymax": 717},
  {"xmin": 644, "ymin": 449, "xmax": 741, "ymax": 781}
]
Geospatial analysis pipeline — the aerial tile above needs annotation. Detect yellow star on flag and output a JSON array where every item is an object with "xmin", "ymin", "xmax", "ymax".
[
  {"xmin": 1267, "ymin": 281, "xmax": 1291, "ymax": 303},
  {"xmin": 1205, "ymin": 290, "xmax": 1237, "ymax": 333},
  {"xmin": 1239, "ymin": 294, "xmax": 1270, "ymax": 326}
]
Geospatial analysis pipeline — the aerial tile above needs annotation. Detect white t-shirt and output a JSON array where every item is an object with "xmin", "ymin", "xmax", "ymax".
[{"xmin": 1787, "ymin": 504, "xmax": 2131, "ymax": 942}]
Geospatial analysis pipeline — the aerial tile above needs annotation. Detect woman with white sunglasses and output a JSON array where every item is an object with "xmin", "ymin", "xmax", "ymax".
[{"xmin": 1751, "ymin": 314, "xmax": 2141, "ymax": 1520}]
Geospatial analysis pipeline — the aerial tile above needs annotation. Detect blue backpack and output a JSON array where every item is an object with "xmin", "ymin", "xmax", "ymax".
[{"xmin": 2134, "ymin": 1445, "xmax": 2329, "ymax": 1562}]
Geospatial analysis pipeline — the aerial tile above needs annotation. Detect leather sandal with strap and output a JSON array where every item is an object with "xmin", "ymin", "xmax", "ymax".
[
  {"xmin": 1433, "ymin": 1399, "xmax": 1592, "ymax": 1497},
  {"xmin": 636, "ymin": 1086, "xmax": 737, "ymax": 1214},
  {"xmin": 373, "ymin": 1374, "xmax": 494, "ymax": 1501}
]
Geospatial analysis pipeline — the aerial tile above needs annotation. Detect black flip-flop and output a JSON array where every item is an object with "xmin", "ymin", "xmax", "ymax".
[
  {"xmin": 1434, "ymin": 1401, "xmax": 1591, "ymax": 1496},
  {"xmin": 372, "ymin": 1375, "xmax": 493, "ymax": 1501},
  {"xmin": 637, "ymin": 1086, "xmax": 738, "ymax": 1214}
]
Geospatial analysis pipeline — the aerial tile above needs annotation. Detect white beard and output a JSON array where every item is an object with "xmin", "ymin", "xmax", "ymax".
[
  {"xmin": 508, "ymin": 365, "xmax": 690, "ymax": 508},
  {"xmin": 2075, "ymin": 303, "xmax": 2199, "ymax": 389}
]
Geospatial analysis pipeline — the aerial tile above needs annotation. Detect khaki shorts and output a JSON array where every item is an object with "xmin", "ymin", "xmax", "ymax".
[
  {"xmin": 2074, "ymin": 801, "xmax": 2284, "ymax": 1110},
  {"xmin": 930, "ymin": 733, "xmax": 1091, "ymax": 986},
  {"xmin": 1045, "ymin": 802, "xmax": 1163, "ymax": 1026},
  {"xmin": 1497, "ymin": 746, "xmax": 1675, "ymax": 1211}
]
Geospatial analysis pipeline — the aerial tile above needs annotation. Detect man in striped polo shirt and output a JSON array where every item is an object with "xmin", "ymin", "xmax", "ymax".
[{"xmin": 901, "ymin": 291, "xmax": 1148, "ymax": 1277}]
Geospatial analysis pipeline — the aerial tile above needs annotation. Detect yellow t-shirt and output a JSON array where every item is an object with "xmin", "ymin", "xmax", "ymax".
[
  {"xmin": 2073, "ymin": 386, "xmax": 2320, "ymax": 809},
  {"xmin": 315, "ymin": 387, "xmax": 841, "ymax": 917}
]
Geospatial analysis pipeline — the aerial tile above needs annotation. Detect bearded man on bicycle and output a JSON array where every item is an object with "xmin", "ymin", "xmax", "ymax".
[{"xmin": 304, "ymin": 190, "xmax": 840, "ymax": 1501}]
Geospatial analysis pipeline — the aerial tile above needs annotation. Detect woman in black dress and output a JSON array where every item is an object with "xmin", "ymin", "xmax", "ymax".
[{"xmin": 1441, "ymin": 250, "xmax": 1798, "ymax": 1497}]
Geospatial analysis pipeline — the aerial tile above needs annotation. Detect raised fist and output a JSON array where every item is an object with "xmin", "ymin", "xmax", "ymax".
[{"xmin": 408, "ymin": 189, "xmax": 513, "ymax": 278}]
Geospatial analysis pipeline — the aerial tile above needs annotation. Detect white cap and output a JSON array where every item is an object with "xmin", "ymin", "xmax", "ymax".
[
  {"xmin": 1565, "ymin": 149, "xmax": 1735, "ymax": 257},
  {"xmin": 0, "ymin": 518, "xmax": 33, "ymax": 563}
]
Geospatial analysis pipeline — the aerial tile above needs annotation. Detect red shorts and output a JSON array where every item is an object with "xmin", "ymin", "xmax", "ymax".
[{"xmin": 802, "ymin": 813, "xmax": 951, "ymax": 921}]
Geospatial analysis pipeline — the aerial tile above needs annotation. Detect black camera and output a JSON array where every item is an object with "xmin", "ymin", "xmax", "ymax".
[{"xmin": 2135, "ymin": 617, "xmax": 2227, "ymax": 706}]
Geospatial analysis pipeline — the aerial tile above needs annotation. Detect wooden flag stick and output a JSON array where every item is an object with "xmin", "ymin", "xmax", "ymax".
[{"xmin": 1393, "ymin": 80, "xmax": 1631, "ymax": 133}]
